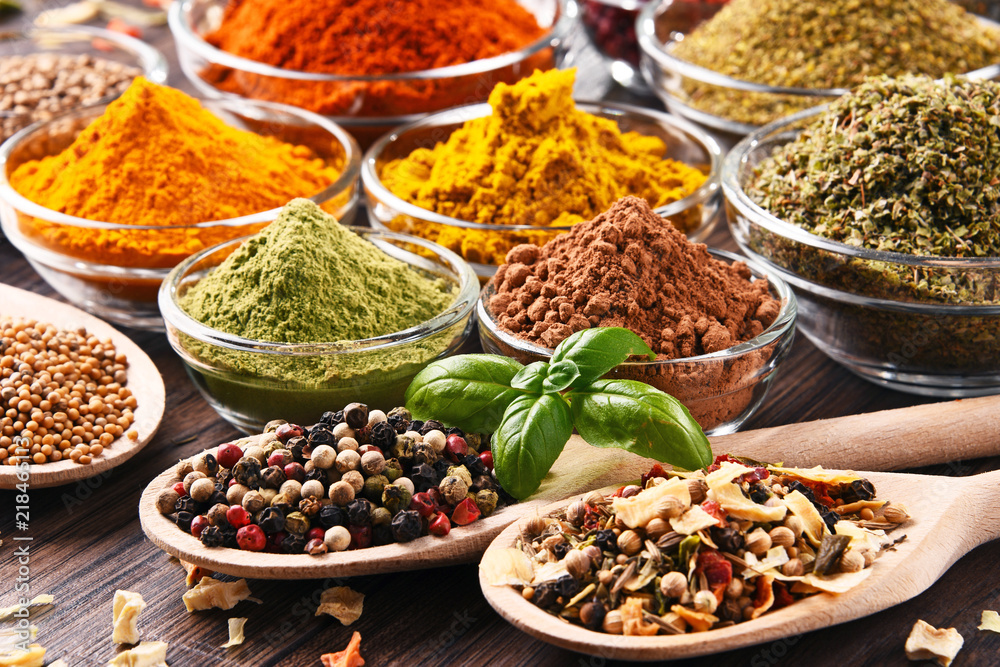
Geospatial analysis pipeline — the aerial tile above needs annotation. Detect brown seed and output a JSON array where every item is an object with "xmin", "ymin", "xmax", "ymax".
[
  {"xmin": 768, "ymin": 526, "xmax": 795, "ymax": 548},
  {"xmin": 617, "ymin": 530, "xmax": 642, "ymax": 556}
]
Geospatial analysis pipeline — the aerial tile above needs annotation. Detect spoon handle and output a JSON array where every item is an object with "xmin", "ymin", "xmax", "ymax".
[
  {"xmin": 956, "ymin": 469, "xmax": 1000, "ymax": 550},
  {"xmin": 712, "ymin": 394, "xmax": 1000, "ymax": 471}
]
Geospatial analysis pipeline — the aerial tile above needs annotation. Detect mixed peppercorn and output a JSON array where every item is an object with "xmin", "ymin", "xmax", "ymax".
[
  {"xmin": 489, "ymin": 456, "xmax": 909, "ymax": 635},
  {"xmin": 156, "ymin": 403, "xmax": 513, "ymax": 554}
]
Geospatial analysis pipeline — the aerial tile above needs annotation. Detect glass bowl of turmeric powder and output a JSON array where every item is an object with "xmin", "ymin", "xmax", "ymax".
[
  {"xmin": 168, "ymin": 0, "xmax": 578, "ymax": 148},
  {"xmin": 363, "ymin": 99, "xmax": 722, "ymax": 281},
  {"xmin": 160, "ymin": 228, "xmax": 479, "ymax": 434},
  {"xmin": 0, "ymin": 96, "xmax": 361, "ymax": 330}
]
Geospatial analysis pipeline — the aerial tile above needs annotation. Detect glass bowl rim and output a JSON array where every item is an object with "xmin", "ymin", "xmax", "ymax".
[
  {"xmin": 361, "ymin": 99, "xmax": 722, "ymax": 233},
  {"xmin": 477, "ymin": 246, "xmax": 797, "ymax": 364},
  {"xmin": 169, "ymin": 0, "xmax": 579, "ymax": 83},
  {"xmin": 722, "ymin": 104, "xmax": 1000, "ymax": 270},
  {"xmin": 159, "ymin": 227, "xmax": 480, "ymax": 357},
  {"xmin": 582, "ymin": 0, "xmax": 650, "ymax": 11},
  {"xmin": 0, "ymin": 96, "xmax": 362, "ymax": 231},
  {"xmin": 636, "ymin": 1, "xmax": 1000, "ymax": 97},
  {"xmin": 0, "ymin": 25, "xmax": 169, "ymax": 120}
]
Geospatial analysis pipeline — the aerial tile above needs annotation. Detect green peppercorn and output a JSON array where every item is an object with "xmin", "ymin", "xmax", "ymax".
[
  {"xmin": 386, "ymin": 406, "xmax": 411, "ymax": 422},
  {"xmin": 382, "ymin": 483, "xmax": 412, "ymax": 515},
  {"xmin": 383, "ymin": 458, "xmax": 403, "ymax": 483},
  {"xmin": 390, "ymin": 435, "xmax": 415, "ymax": 461},
  {"xmin": 465, "ymin": 433, "xmax": 482, "ymax": 452},
  {"xmin": 371, "ymin": 506, "xmax": 392, "ymax": 527},
  {"xmin": 413, "ymin": 443, "xmax": 438, "ymax": 465},
  {"xmin": 476, "ymin": 489, "xmax": 499, "ymax": 517},
  {"xmin": 284, "ymin": 511, "xmax": 311, "ymax": 535},
  {"xmin": 440, "ymin": 475, "xmax": 470, "ymax": 506},
  {"xmin": 232, "ymin": 457, "xmax": 262, "ymax": 488},
  {"xmin": 447, "ymin": 465, "xmax": 473, "ymax": 487},
  {"xmin": 362, "ymin": 474, "xmax": 389, "ymax": 503}
]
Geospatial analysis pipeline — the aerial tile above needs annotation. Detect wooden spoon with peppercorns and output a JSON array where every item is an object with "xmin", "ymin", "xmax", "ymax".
[{"xmin": 480, "ymin": 466, "xmax": 1000, "ymax": 660}]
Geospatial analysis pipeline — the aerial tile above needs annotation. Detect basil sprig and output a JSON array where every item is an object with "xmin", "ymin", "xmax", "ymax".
[{"xmin": 404, "ymin": 328, "xmax": 712, "ymax": 499}]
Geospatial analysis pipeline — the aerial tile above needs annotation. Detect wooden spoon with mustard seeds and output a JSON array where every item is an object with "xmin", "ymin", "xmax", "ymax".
[
  {"xmin": 481, "ymin": 467, "xmax": 1000, "ymax": 661},
  {"xmin": 140, "ymin": 393, "xmax": 1000, "ymax": 580}
]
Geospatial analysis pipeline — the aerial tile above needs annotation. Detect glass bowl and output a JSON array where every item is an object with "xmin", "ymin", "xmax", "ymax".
[
  {"xmin": 159, "ymin": 229, "xmax": 479, "ymax": 434},
  {"xmin": 580, "ymin": 0, "xmax": 653, "ymax": 92},
  {"xmin": 169, "ymin": 0, "xmax": 578, "ymax": 148},
  {"xmin": 637, "ymin": 0, "xmax": 1000, "ymax": 135},
  {"xmin": 476, "ymin": 248, "xmax": 797, "ymax": 435},
  {"xmin": 0, "ymin": 26, "xmax": 168, "ymax": 143},
  {"xmin": 363, "ymin": 101, "xmax": 722, "ymax": 282},
  {"xmin": 724, "ymin": 107, "xmax": 1000, "ymax": 396},
  {"xmin": 0, "ymin": 97, "xmax": 361, "ymax": 330}
]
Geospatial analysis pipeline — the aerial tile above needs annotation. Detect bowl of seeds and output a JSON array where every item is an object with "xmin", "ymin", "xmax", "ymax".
[
  {"xmin": 724, "ymin": 74, "xmax": 1000, "ymax": 396},
  {"xmin": 637, "ymin": 0, "xmax": 1000, "ymax": 134},
  {"xmin": 0, "ymin": 26, "xmax": 166, "ymax": 144}
]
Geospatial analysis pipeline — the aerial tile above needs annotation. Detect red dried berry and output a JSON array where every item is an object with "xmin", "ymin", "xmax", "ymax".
[
  {"xmin": 445, "ymin": 434, "xmax": 468, "ymax": 462},
  {"xmin": 479, "ymin": 450, "xmax": 494, "ymax": 471},
  {"xmin": 348, "ymin": 524, "xmax": 372, "ymax": 550},
  {"xmin": 410, "ymin": 492, "xmax": 436, "ymax": 518},
  {"xmin": 428, "ymin": 512, "xmax": 451, "ymax": 537},
  {"xmin": 173, "ymin": 481, "xmax": 187, "ymax": 497},
  {"xmin": 283, "ymin": 462, "xmax": 306, "ymax": 483},
  {"xmin": 306, "ymin": 527, "xmax": 325, "ymax": 542},
  {"xmin": 269, "ymin": 530, "xmax": 287, "ymax": 550},
  {"xmin": 267, "ymin": 451, "xmax": 291, "ymax": 468},
  {"xmin": 275, "ymin": 423, "xmax": 304, "ymax": 443},
  {"xmin": 216, "ymin": 443, "xmax": 243, "ymax": 469},
  {"xmin": 237, "ymin": 524, "xmax": 267, "ymax": 551},
  {"xmin": 190, "ymin": 515, "xmax": 210, "ymax": 538},
  {"xmin": 226, "ymin": 505, "xmax": 251, "ymax": 529},
  {"xmin": 451, "ymin": 498, "xmax": 481, "ymax": 526},
  {"xmin": 357, "ymin": 445, "xmax": 382, "ymax": 456},
  {"xmin": 305, "ymin": 538, "xmax": 327, "ymax": 555}
]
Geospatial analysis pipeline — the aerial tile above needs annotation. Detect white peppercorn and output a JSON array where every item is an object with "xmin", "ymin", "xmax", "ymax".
[
  {"xmin": 335, "ymin": 449, "xmax": 361, "ymax": 473},
  {"xmin": 342, "ymin": 471, "xmax": 364, "ymax": 493},
  {"xmin": 329, "ymin": 480, "xmax": 355, "ymax": 506},
  {"xmin": 174, "ymin": 459, "xmax": 194, "ymax": 478},
  {"xmin": 367, "ymin": 409, "xmax": 387, "ymax": 425},
  {"xmin": 311, "ymin": 444, "xmax": 336, "ymax": 469},
  {"xmin": 324, "ymin": 525, "xmax": 351, "ymax": 552},
  {"xmin": 242, "ymin": 490, "xmax": 266, "ymax": 513},
  {"xmin": 394, "ymin": 476, "xmax": 414, "ymax": 497},
  {"xmin": 423, "ymin": 430, "xmax": 446, "ymax": 453},
  {"xmin": 279, "ymin": 479, "xmax": 303, "ymax": 505},
  {"xmin": 332, "ymin": 423, "xmax": 355, "ymax": 441},
  {"xmin": 182, "ymin": 471, "xmax": 207, "ymax": 494},
  {"xmin": 301, "ymin": 479, "xmax": 326, "ymax": 500},
  {"xmin": 243, "ymin": 445, "xmax": 267, "ymax": 465},
  {"xmin": 156, "ymin": 488, "xmax": 180, "ymax": 515},
  {"xmin": 226, "ymin": 483, "xmax": 250, "ymax": 506},
  {"xmin": 360, "ymin": 450, "xmax": 386, "ymax": 476},
  {"xmin": 189, "ymin": 477, "xmax": 215, "ymax": 503}
]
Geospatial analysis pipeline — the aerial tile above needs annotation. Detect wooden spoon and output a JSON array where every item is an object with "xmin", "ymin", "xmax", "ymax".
[{"xmin": 480, "ymin": 467, "xmax": 1000, "ymax": 661}]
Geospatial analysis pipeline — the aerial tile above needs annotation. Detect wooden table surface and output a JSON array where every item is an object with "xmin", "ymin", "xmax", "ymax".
[{"xmin": 1, "ymin": 10, "xmax": 999, "ymax": 667}]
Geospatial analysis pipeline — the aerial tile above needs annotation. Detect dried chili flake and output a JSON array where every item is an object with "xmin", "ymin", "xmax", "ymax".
[{"xmin": 641, "ymin": 464, "xmax": 670, "ymax": 488}]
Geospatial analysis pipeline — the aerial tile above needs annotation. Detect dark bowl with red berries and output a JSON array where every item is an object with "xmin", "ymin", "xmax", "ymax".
[{"xmin": 581, "ymin": 0, "xmax": 652, "ymax": 92}]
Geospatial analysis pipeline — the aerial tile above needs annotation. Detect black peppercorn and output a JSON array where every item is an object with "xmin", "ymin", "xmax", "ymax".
[
  {"xmin": 533, "ymin": 582, "xmax": 561, "ymax": 610},
  {"xmin": 369, "ymin": 421, "xmax": 396, "ymax": 450},
  {"xmin": 432, "ymin": 459, "xmax": 451, "ymax": 479},
  {"xmin": 841, "ymin": 479, "xmax": 877, "ymax": 504},
  {"xmin": 343, "ymin": 402, "xmax": 369, "ymax": 429},
  {"xmin": 387, "ymin": 415, "xmax": 408, "ymax": 434},
  {"xmin": 593, "ymin": 529, "xmax": 616, "ymax": 552},
  {"xmin": 373, "ymin": 524, "xmax": 395, "ymax": 546},
  {"xmin": 580, "ymin": 600, "xmax": 606, "ymax": 631},
  {"xmin": 554, "ymin": 574, "xmax": 580, "ymax": 598},
  {"xmin": 552, "ymin": 542, "xmax": 571, "ymax": 560},
  {"xmin": 320, "ymin": 410, "xmax": 344, "ymax": 425},
  {"xmin": 232, "ymin": 457, "xmax": 262, "ymax": 488},
  {"xmin": 175, "ymin": 496, "xmax": 199, "ymax": 514},
  {"xmin": 471, "ymin": 475, "xmax": 495, "ymax": 493},
  {"xmin": 408, "ymin": 420, "xmax": 424, "ymax": 433},
  {"xmin": 347, "ymin": 498, "xmax": 372, "ymax": 526},
  {"xmin": 390, "ymin": 510, "xmax": 422, "ymax": 542},
  {"xmin": 463, "ymin": 453, "xmax": 489, "ymax": 478},
  {"xmin": 281, "ymin": 533, "xmax": 306, "ymax": 554},
  {"xmin": 208, "ymin": 490, "xmax": 229, "ymax": 507},
  {"xmin": 711, "ymin": 526, "xmax": 745, "ymax": 553},
  {"xmin": 419, "ymin": 419, "xmax": 443, "ymax": 435},
  {"xmin": 219, "ymin": 524, "xmax": 238, "ymax": 549},
  {"xmin": 175, "ymin": 511, "xmax": 194, "ymax": 532},
  {"xmin": 318, "ymin": 505, "xmax": 347, "ymax": 529},
  {"xmin": 307, "ymin": 424, "xmax": 335, "ymax": 446},
  {"xmin": 411, "ymin": 463, "xmax": 440, "ymax": 493},
  {"xmin": 749, "ymin": 484, "xmax": 771, "ymax": 505},
  {"xmin": 446, "ymin": 426, "xmax": 465, "ymax": 437},
  {"xmin": 258, "ymin": 507, "xmax": 285, "ymax": 533},
  {"xmin": 412, "ymin": 442, "xmax": 438, "ymax": 465},
  {"xmin": 305, "ymin": 468, "xmax": 325, "ymax": 483},
  {"xmin": 286, "ymin": 436, "xmax": 308, "ymax": 460},
  {"xmin": 262, "ymin": 465, "xmax": 286, "ymax": 489},
  {"xmin": 200, "ymin": 525, "xmax": 225, "ymax": 548}
]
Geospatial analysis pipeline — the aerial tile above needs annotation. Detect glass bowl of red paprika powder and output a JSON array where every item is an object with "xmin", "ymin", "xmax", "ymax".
[
  {"xmin": 476, "ymin": 248, "xmax": 797, "ymax": 435},
  {"xmin": 169, "ymin": 0, "xmax": 579, "ymax": 148},
  {"xmin": 0, "ymin": 98, "xmax": 361, "ymax": 330}
]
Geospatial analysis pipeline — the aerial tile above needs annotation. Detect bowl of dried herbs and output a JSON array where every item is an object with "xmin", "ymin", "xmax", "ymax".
[
  {"xmin": 723, "ymin": 74, "xmax": 1000, "ymax": 396},
  {"xmin": 638, "ymin": 0, "xmax": 1000, "ymax": 134}
]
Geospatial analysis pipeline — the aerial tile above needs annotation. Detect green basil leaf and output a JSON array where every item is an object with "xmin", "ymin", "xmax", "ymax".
[
  {"xmin": 404, "ymin": 354, "xmax": 527, "ymax": 433},
  {"xmin": 569, "ymin": 379, "xmax": 712, "ymax": 471},
  {"xmin": 550, "ymin": 328, "xmax": 656, "ymax": 389},
  {"xmin": 492, "ymin": 393, "xmax": 573, "ymax": 500},
  {"xmin": 510, "ymin": 361, "xmax": 549, "ymax": 393},
  {"xmin": 542, "ymin": 359, "xmax": 580, "ymax": 394}
]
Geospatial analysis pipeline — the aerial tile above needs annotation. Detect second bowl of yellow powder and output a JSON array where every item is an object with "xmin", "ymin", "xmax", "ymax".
[{"xmin": 362, "ymin": 68, "xmax": 721, "ymax": 279}]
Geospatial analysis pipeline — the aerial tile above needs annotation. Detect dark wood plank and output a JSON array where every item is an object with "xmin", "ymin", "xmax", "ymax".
[{"xmin": 0, "ymin": 9, "xmax": 997, "ymax": 667}]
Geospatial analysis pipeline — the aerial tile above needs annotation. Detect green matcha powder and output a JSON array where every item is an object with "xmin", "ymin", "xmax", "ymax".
[{"xmin": 180, "ymin": 199, "xmax": 455, "ymax": 344}]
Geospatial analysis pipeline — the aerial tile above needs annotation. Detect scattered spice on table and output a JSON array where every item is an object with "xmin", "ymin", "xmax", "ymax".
[
  {"xmin": 0, "ymin": 53, "xmax": 139, "ymax": 142},
  {"xmin": 106, "ymin": 640, "xmax": 169, "ymax": 667},
  {"xmin": 0, "ymin": 319, "xmax": 135, "ymax": 466},
  {"xmin": 486, "ymin": 196, "xmax": 780, "ymax": 430},
  {"xmin": 979, "ymin": 610, "xmax": 1000, "ymax": 633},
  {"xmin": 157, "ymin": 403, "xmax": 510, "ymax": 554},
  {"xmin": 905, "ymin": 620, "xmax": 964, "ymax": 666},
  {"xmin": 315, "ymin": 587, "xmax": 364, "ymax": 626},
  {"xmin": 321, "ymin": 631, "xmax": 365, "ymax": 667},
  {"xmin": 380, "ymin": 68, "xmax": 709, "ymax": 266},
  {"xmin": 484, "ymin": 457, "xmax": 909, "ymax": 634},
  {"xmin": 9, "ymin": 77, "xmax": 342, "ymax": 269},
  {"xmin": 179, "ymin": 199, "xmax": 453, "ymax": 345},
  {"xmin": 201, "ymin": 0, "xmax": 549, "ymax": 118},
  {"xmin": 220, "ymin": 617, "xmax": 247, "ymax": 648},
  {"xmin": 111, "ymin": 590, "xmax": 145, "ymax": 645},
  {"xmin": 671, "ymin": 0, "xmax": 1000, "ymax": 125},
  {"xmin": 181, "ymin": 578, "xmax": 255, "ymax": 612},
  {"xmin": 0, "ymin": 644, "xmax": 45, "ymax": 667}
]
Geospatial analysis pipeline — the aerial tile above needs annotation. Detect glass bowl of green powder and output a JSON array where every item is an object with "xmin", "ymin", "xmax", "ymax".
[
  {"xmin": 637, "ymin": 0, "xmax": 1000, "ymax": 134},
  {"xmin": 724, "ymin": 77, "xmax": 1000, "ymax": 396},
  {"xmin": 159, "ymin": 199, "xmax": 479, "ymax": 433}
]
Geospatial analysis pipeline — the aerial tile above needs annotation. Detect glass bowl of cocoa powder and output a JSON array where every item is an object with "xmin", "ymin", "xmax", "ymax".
[{"xmin": 477, "ymin": 245, "xmax": 797, "ymax": 435}]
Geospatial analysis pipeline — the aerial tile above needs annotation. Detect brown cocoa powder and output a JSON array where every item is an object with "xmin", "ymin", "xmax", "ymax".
[
  {"xmin": 488, "ymin": 197, "xmax": 778, "ymax": 355},
  {"xmin": 485, "ymin": 196, "xmax": 787, "ymax": 432}
]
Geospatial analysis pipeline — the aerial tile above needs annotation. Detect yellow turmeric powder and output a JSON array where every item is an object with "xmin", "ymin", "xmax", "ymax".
[
  {"xmin": 10, "ymin": 77, "xmax": 343, "ymax": 269},
  {"xmin": 379, "ymin": 68, "xmax": 708, "ymax": 265}
]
